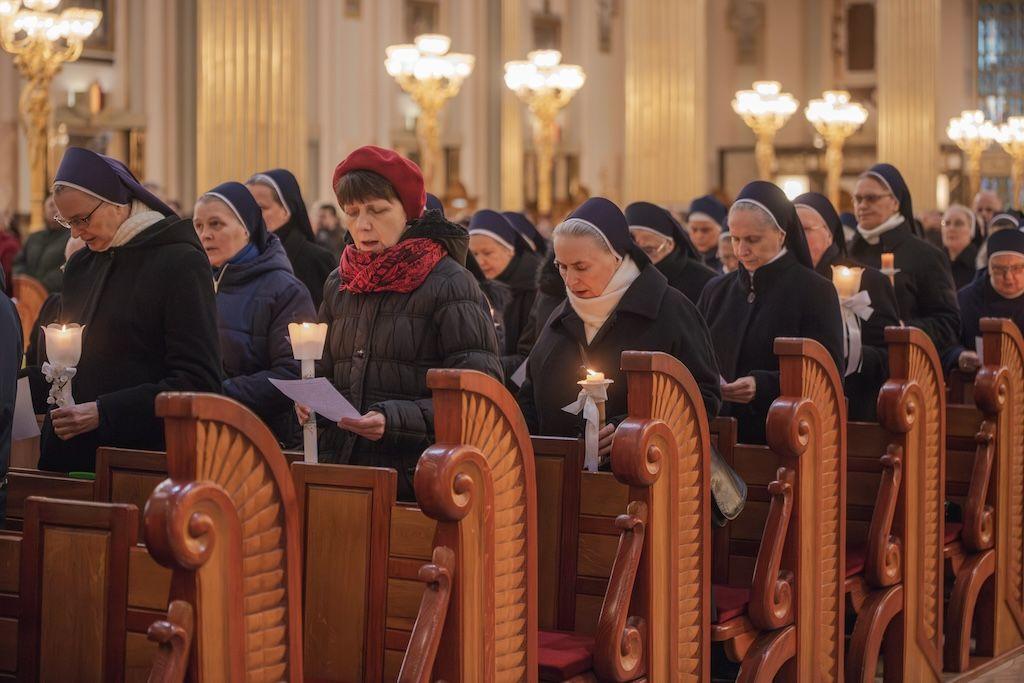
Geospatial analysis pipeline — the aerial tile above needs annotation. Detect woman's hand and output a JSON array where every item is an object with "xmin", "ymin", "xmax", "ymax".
[
  {"xmin": 959, "ymin": 350, "xmax": 981, "ymax": 372},
  {"xmin": 51, "ymin": 401, "xmax": 100, "ymax": 440},
  {"xmin": 597, "ymin": 423, "xmax": 615, "ymax": 457},
  {"xmin": 295, "ymin": 403, "xmax": 312, "ymax": 424},
  {"xmin": 340, "ymin": 411, "xmax": 386, "ymax": 441},
  {"xmin": 721, "ymin": 376, "xmax": 756, "ymax": 404}
]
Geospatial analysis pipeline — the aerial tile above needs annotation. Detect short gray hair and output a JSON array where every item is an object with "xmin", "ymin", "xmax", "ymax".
[
  {"xmin": 728, "ymin": 201, "xmax": 780, "ymax": 232},
  {"xmin": 552, "ymin": 218, "xmax": 614, "ymax": 254}
]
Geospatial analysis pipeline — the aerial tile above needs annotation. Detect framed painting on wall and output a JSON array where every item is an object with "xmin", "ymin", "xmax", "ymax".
[{"xmin": 75, "ymin": 0, "xmax": 115, "ymax": 61}]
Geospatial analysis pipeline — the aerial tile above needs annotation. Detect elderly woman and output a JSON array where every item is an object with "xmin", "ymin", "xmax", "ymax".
[
  {"xmin": 945, "ymin": 229, "xmax": 1024, "ymax": 374},
  {"xmin": 975, "ymin": 211, "xmax": 1022, "ymax": 273},
  {"xmin": 193, "ymin": 181, "xmax": 315, "ymax": 446},
  {"xmin": 687, "ymin": 194, "xmax": 728, "ymax": 272},
  {"xmin": 518, "ymin": 197, "xmax": 721, "ymax": 459},
  {"xmin": 847, "ymin": 163, "xmax": 960, "ymax": 355},
  {"xmin": 698, "ymin": 181, "xmax": 844, "ymax": 444},
  {"xmin": 246, "ymin": 168, "xmax": 336, "ymax": 308},
  {"xmin": 941, "ymin": 204, "xmax": 980, "ymax": 290},
  {"xmin": 468, "ymin": 209, "xmax": 543, "ymax": 380},
  {"xmin": 36, "ymin": 147, "xmax": 221, "ymax": 472},
  {"xmin": 795, "ymin": 191, "xmax": 900, "ymax": 420},
  {"xmin": 302, "ymin": 146, "xmax": 501, "ymax": 500},
  {"xmin": 503, "ymin": 210, "xmax": 548, "ymax": 254},
  {"xmin": 626, "ymin": 201, "xmax": 717, "ymax": 302}
]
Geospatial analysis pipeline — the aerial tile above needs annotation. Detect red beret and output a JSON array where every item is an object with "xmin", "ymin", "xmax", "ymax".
[{"xmin": 332, "ymin": 145, "xmax": 425, "ymax": 221}]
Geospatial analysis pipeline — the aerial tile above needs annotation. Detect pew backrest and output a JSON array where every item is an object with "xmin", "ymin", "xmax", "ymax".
[{"xmin": 144, "ymin": 392, "xmax": 304, "ymax": 683}]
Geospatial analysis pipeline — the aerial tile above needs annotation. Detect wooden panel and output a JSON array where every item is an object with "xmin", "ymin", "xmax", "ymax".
[
  {"xmin": 578, "ymin": 472, "xmax": 628, "ymax": 516},
  {"xmin": 304, "ymin": 485, "xmax": 371, "ymax": 683},
  {"xmin": 5, "ymin": 471, "xmax": 92, "ymax": 525},
  {"xmin": 573, "ymin": 594, "xmax": 603, "ymax": 636},
  {"xmin": 0, "ymin": 618, "xmax": 15, "ymax": 674},
  {"xmin": 730, "ymin": 500, "xmax": 770, "ymax": 543},
  {"xmin": 732, "ymin": 444, "xmax": 778, "ymax": 485},
  {"xmin": 947, "ymin": 405, "xmax": 982, "ymax": 438},
  {"xmin": 0, "ymin": 536, "xmax": 18, "ymax": 594},
  {"xmin": 383, "ymin": 649, "xmax": 404, "ymax": 682},
  {"xmin": 576, "ymin": 532, "xmax": 618, "ymax": 578},
  {"xmin": 9, "ymin": 437, "xmax": 38, "ymax": 470},
  {"xmin": 124, "ymin": 631, "xmax": 157, "ymax": 683},
  {"xmin": 386, "ymin": 578, "xmax": 425, "ymax": 632},
  {"xmin": 127, "ymin": 546, "xmax": 171, "ymax": 611},
  {"xmin": 389, "ymin": 506, "xmax": 435, "ymax": 561},
  {"xmin": 848, "ymin": 421, "xmax": 891, "ymax": 458},
  {"xmin": 39, "ymin": 527, "xmax": 109, "ymax": 681},
  {"xmin": 534, "ymin": 455, "xmax": 564, "ymax": 630}
]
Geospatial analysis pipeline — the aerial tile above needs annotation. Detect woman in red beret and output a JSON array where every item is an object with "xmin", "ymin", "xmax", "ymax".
[{"xmin": 297, "ymin": 145, "xmax": 502, "ymax": 500}]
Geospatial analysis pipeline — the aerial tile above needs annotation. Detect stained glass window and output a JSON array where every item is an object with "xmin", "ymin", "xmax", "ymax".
[{"xmin": 978, "ymin": 1, "xmax": 1024, "ymax": 121}]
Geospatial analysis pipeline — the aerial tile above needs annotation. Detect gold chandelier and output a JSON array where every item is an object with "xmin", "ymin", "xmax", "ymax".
[
  {"xmin": 732, "ymin": 81, "xmax": 798, "ymax": 181},
  {"xmin": 804, "ymin": 90, "xmax": 868, "ymax": 207}
]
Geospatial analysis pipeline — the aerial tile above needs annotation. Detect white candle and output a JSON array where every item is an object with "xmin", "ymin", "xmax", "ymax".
[
  {"xmin": 288, "ymin": 322, "xmax": 328, "ymax": 361},
  {"xmin": 831, "ymin": 265, "xmax": 864, "ymax": 299},
  {"xmin": 881, "ymin": 252, "xmax": 894, "ymax": 272},
  {"xmin": 583, "ymin": 368, "xmax": 605, "ymax": 383},
  {"xmin": 42, "ymin": 323, "xmax": 84, "ymax": 367}
]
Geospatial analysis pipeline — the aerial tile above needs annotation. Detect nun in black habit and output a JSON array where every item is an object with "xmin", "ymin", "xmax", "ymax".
[
  {"xmin": 503, "ymin": 210, "xmax": 548, "ymax": 254},
  {"xmin": 847, "ymin": 163, "xmax": 960, "ymax": 356},
  {"xmin": 943, "ymin": 229, "xmax": 1024, "ymax": 373},
  {"xmin": 795, "ymin": 191, "xmax": 900, "ymax": 421},
  {"xmin": 36, "ymin": 147, "xmax": 222, "ymax": 472},
  {"xmin": 698, "ymin": 181, "xmax": 844, "ymax": 444},
  {"xmin": 518, "ymin": 197, "xmax": 721, "ymax": 454},
  {"xmin": 626, "ymin": 201, "xmax": 717, "ymax": 303},
  {"xmin": 247, "ymin": 168, "xmax": 337, "ymax": 309},
  {"xmin": 687, "ymin": 194, "xmax": 728, "ymax": 272},
  {"xmin": 468, "ymin": 210, "xmax": 543, "ymax": 380},
  {"xmin": 940, "ymin": 204, "xmax": 981, "ymax": 290}
]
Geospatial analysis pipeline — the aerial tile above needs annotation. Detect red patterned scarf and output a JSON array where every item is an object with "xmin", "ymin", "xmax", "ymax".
[{"xmin": 339, "ymin": 238, "xmax": 446, "ymax": 294}]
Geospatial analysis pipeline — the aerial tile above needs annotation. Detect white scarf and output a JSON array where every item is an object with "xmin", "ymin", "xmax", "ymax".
[
  {"xmin": 566, "ymin": 256, "xmax": 642, "ymax": 343},
  {"xmin": 856, "ymin": 213, "xmax": 904, "ymax": 246},
  {"xmin": 101, "ymin": 201, "xmax": 164, "ymax": 251}
]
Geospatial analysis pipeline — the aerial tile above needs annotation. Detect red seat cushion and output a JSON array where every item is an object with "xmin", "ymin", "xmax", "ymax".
[
  {"xmin": 538, "ymin": 630, "xmax": 594, "ymax": 680},
  {"xmin": 846, "ymin": 542, "xmax": 866, "ymax": 577},
  {"xmin": 945, "ymin": 522, "xmax": 963, "ymax": 545},
  {"xmin": 713, "ymin": 584, "xmax": 751, "ymax": 624}
]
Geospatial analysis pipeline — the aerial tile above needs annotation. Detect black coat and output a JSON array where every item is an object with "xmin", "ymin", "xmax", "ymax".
[
  {"xmin": 515, "ymin": 252, "xmax": 566, "ymax": 361},
  {"xmin": 698, "ymin": 247, "xmax": 723, "ymax": 273},
  {"xmin": 13, "ymin": 226, "xmax": 69, "ymax": 292},
  {"xmin": 1, "ymin": 291, "xmax": 22, "ymax": 525},
  {"xmin": 698, "ymin": 250, "xmax": 845, "ymax": 443},
  {"xmin": 277, "ymin": 221, "xmax": 337, "ymax": 310},
  {"xmin": 815, "ymin": 244, "xmax": 901, "ymax": 420},
  {"xmin": 948, "ymin": 243, "xmax": 980, "ymax": 291},
  {"xmin": 848, "ymin": 221, "xmax": 960, "ymax": 356},
  {"xmin": 942, "ymin": 276, "xmax": 1024, "ymax": 371},
  {"xmin": 316, "ymin": 215, "xmax": 502, "ymax": 500},
  {"xmin": 518, "ymin": 263, "xmax": 721, "ymax": 437},
  {"xmin": 655, "ymin": 247, "xmax": 718, "ymax": 302},
  {"xmin": 494, "ymin": 249, "xmax": 542, "ymax": 379},
  {"xmin": 37, "ymin": 216, "xmax": 222, "ymax": 472}
]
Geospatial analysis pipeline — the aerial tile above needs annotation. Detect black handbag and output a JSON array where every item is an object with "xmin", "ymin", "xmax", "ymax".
[{"xmin": 709, "ymin": 445, "xmax": 747, "ymax": 527}]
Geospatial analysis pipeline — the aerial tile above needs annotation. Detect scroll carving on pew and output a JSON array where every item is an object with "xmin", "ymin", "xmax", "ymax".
[
  {"xmin": 413, "ymin": 368, "xmax": 538, "ymax": 682},
  {"xmin": 397, "ymin": 546, "xmax": 455, "ymax": 683},
  {"xmin": 609, "ymin": 350, "xmax": 714, "ymax": 681},
  {"xmin": 147, "ymin": 600, "xmax": 195, "ymax": 683},
  {"xmin": 143, "ymin": 393, "xmax": 304, "ymax": 683},
  {"xmin": 865, "ymin": 325, "xmax": 945, "ymax": 681},
  {"xmin": 764, "ymin": 337, "xmax": 847, "ymax": 682}
]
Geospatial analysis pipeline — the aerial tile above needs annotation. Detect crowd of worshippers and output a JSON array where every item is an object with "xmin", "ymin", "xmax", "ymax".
[{"xmin": 3, "ymin": 144, "xmax": 1024, "ymax": 508}]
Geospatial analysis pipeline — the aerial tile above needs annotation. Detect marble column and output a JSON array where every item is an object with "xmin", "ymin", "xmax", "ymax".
[
  {"xmin": 499, "ymin": 0, "xmax": 524, "ymax": 211},
  {"xmin": 623, "ymin": 0, "xmax": 707, "ymax": 206},
  {"xmin": 195, "ymin": 0, "xmax": 307, "ymax": 192},
  {"xmin": 877, "ymin": 0, "xmax": 940, "ymax": 210}
]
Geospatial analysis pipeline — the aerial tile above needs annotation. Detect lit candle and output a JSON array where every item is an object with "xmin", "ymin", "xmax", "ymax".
[
  {"xmin": 881, "ymin": 252, "xmax": 895, "ymax": 286},
  {"xmin": 577, "ymin": 368, "xmax": 613, "ymax": 427},
  {"xmin": 42, "ymin": 323, "xmax": 84, "ymax": 367},
  {"xmin": 583, "ymin": 368, "xmax": 605, "ymax": 383},
  {"xmin": 830, "ymin": 265, "xmax": 864, "ymax": 299},
  {"xmin": 288, "ymin": 322, "xmax": 329, "ymax": 362}
]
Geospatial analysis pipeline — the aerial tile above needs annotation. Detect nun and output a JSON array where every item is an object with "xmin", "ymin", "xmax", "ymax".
[
  {"xmin": 687, "ymin": 194, "xmax": 729, "ymax": 272},
  {"xmin": 468, "ymin": 209, "xmax": 543, "ymax": 379},
  {"xmin": 518, "ymin": 197, "xmax": 721, "ymax": 461},
  {"xmin": 795, "ymin": 191, "xmax": 900, "ymax": 420},
  {"xmin": 975, "ymin": 211, "xmax": 1022, "ymax": 273},
  {"xmin": 625, "ymin": 201, "xmax": 717, "ymax": 302},
  {"xmin": 246, "ymin": 168, "xmax": 336, "ymax": 308},
  {"xmin": 940, "ymin": 204, "xmax": 980, "ymax": 290},
  {"xmin": 717, "ymin": 228, "xmax": 738, "ymax": 273},
  {"xmin": 503, "ymin": 210, "xmax": 548, "ymax": 254},
  {"xmin": 847, "ymin": 163, "xmax": 960, "ymax": 355},
  {"xmin": 193, "ymin": 182, "xmax": 316, "ymax": 446},
  {"xmin": 513, "ymin": 251, "xmax": 566, "ymax": 371},
  {"xmin": 37, "ymin": 147, "xmax": 221, "ymax": 472},
  {"xmin": 839, "ymin": 211, "xmax": 858, "ymax": 245},
  {"xmin": 698, "ymin": 181, "xmax": 844, "ymax": 444},
  {"xmin": 946, "ymin": 229, "xmax": 1024, "ymax": 373}
]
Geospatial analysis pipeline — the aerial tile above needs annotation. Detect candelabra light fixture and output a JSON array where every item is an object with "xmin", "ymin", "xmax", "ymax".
[
  {"xmin": 504, "ymin": 49, "xmax": 585, "ymax": 217},
  {"xmin": 385, "ymin": 33, "xmax": 474, "ymax": 196},
  {"xmin": 732, "ymin": 81, "xmax": 799, "ymax": 181},
  {"xmin": 0, "ymin": 0, "xmax": 102, "ymax": 231},
  {"xmin": 805, "ymin": 90, "xmax": 869, "ymax": 207},
  {"xmin": 946, "ymin": 109, "xmax": 996, "ymax": 202},
  {"xmin": 996, "ymin": 116, "xmax": 1024, "ymax": 208}
]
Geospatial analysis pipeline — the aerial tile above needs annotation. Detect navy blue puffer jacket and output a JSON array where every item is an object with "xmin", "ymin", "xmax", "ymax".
[{"xmin": 214, "ymin": 234, "xmax": 315, "ymax": 445}]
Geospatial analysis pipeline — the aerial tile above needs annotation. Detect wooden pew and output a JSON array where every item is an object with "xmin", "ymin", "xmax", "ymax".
[
  {"xmin": 4, "ymin": 468, "xmax": 93, "ymax": 530},
  {"xmin": 710, "ymin": 338, "xmax": 847, "ymax": 681},
  {"xmin": 11, "ymin": 274, "xmax": 46, "ymax": 349}
]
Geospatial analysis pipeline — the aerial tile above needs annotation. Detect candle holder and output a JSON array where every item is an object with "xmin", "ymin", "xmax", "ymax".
[
  {"xmin": 288, "ymin": 322, "xmax": 329, "ymax": 463},
  {"xmin": 880, "ymin": 252, "xmax": 899, "ymax": 287},
  {"xmin": 830, "ymin": 267, "xmax": 872, "ymax": 377},
  {"xmin": 562, "ymin": 369, "xmax": 613, "ymax": 473},
  {"xmin": 41, "ymin": 323, "xmax": 84, "ymax": 408}
]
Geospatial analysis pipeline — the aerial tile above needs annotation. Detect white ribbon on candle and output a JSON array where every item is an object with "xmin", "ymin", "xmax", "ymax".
[
  {"xmin": 839, "ymin": 290, "xmax": 873, "ymax": 376},
  {"xmin": 41, "ymin": 361, "xmax": 77, "ymax": 407},
  {"xmin": 561, "ymin": 382, "xmax": 610, "ymax": 473}
]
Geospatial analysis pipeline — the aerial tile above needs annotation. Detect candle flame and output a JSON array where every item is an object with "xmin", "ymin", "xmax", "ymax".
[
  {"xmin": 839, "ymin": 266, "xmax": 850, "ymax": 277},
  {"xmin": 60, "ymin": 324, "xmax": 66, "ymax": 332},
  {"xmin": 302, "ymin": 322, "xmax": 311, "ymax": 328}
]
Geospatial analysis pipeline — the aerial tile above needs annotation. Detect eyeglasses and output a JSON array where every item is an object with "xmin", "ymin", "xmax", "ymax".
[
  {"xmin": 852, "ymin": 193, "xmax": 893, "ymax": 205},
  {"xmin": 54, "ymin": 200, "xmax": 104, "ymax": 230},
  {"xmin": 639, "ymin": 242, "xmax": 668, "ymax": 257},
  {"xmin": 940, "ymin": 219, "xmax": 971, "ymax": 230},
  {"xmin": 990, "ymin": 264, "xmax": 1024, "ymax": 277}
]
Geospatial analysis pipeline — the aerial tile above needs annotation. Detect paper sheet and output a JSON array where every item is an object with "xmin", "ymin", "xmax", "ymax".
[
  {"xmin": 975, "ymin": 336, "xmax": 984, "ymax": 363},
  {"xmin": 13, "ymin": 376, "xmax": 40, "ymax": 440},
  {"xmin": 511, "ymin": 359, "xmax": 528, "ymax": 388},
  {"xmin": 269, "ymin": 377, "xmax": 361, "ymax": 423}
]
